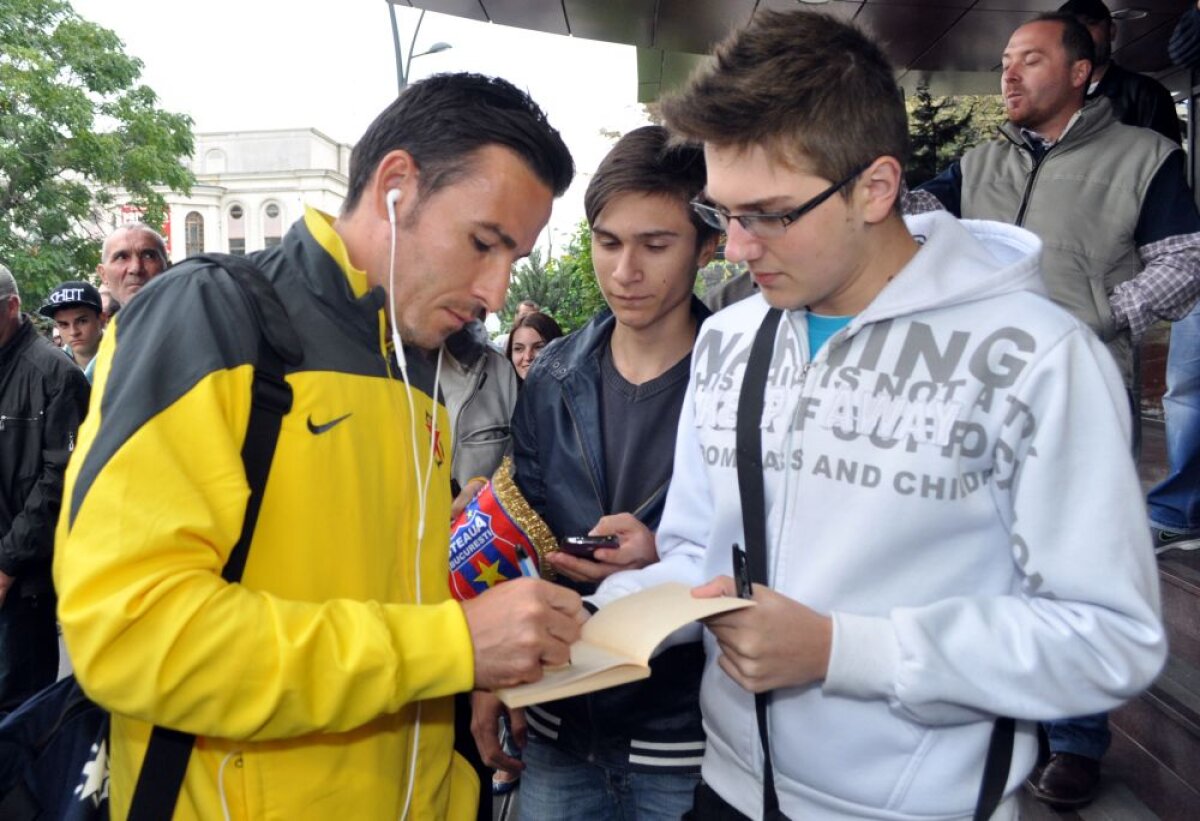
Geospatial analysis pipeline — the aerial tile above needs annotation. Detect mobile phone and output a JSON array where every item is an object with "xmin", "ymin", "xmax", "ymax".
[{"xmin": 559, "ymin": 535, "xmax": 619, "ymax": 559}]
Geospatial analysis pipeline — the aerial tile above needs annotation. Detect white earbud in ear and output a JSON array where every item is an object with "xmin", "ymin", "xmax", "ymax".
[
  {"xmin": 386, "ymin": 188, "xmax": 402, "ymax": 225},
  {"xmin": 386, "ymin": 186, "xmax": 406, "ymax": 371}
]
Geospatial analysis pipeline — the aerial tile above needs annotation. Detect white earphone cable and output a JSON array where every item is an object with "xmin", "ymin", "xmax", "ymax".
[{"xmin": 387, "ymin": 189, "xmax": 434, "ymax": 821}]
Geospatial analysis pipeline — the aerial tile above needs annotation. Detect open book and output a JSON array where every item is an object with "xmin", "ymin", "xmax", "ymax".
[{"xmin": 496, "ymin": 582, "xmax": 754, "ymax": 708}]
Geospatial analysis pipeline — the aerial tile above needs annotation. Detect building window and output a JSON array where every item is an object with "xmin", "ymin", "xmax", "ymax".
[
  {"xmin": 185, "ymin": 212, "xmax": 204, "ymax": 257},
  {"xmin": 204, "ymin": 148, "xmax": 227, "ymax": 174},
  {"xmin": 263, "ymin": 202, "xmax": 283, "ymax": 249},
  {"xmin": 227, "ymin": 203, "xmax": 246, "ymax": 256}
]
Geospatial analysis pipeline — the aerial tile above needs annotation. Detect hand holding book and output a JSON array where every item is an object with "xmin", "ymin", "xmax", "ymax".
[{"xmin": 496, "ymin": 582, "xmax": 754, "ymax": 708}]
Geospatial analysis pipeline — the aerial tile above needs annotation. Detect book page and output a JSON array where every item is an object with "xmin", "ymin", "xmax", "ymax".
[
  {"xmin": 582, "ymin": 582, "xmax": 753, "ymax": 664},
  {"xmin": 497, "ymin": 582, "xmax": 753, "ymax": 708}
]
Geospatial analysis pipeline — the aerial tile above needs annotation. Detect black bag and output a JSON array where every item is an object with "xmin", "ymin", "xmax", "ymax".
[
  {"xmin": 0, "ymin": 677, "xmax": 109, "ymax": 820},
  {"xmin": 0, "ymin": 254, "xmax": 302, "ymax": 821}
]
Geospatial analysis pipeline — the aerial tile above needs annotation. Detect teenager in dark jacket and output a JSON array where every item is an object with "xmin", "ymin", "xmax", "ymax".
[{"xmin": 471, "ymin": 126, "xmax": 718, "ymax": 819}]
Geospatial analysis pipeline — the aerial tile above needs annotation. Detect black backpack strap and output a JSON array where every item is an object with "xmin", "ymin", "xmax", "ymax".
[
  {"xmin": 127, "ymin": 254, "xmax": 301, "ymax": 821},
  {"xmin": 974, "ymin": 717, "xmax": 1015, "ymax": 821},
  {"xmin": 735, "ymin": 309, "xmax": 1014, "ymax": 820},
  {"xmin": 196, "ymin": 254, "xmax": 306, "ymax": 370},
  {"xmin": 735, "ymin": 308, "xmax": 783, "ymax": 818},
  {"xmin": 736, "ymin": 309, "xmax": 782, "ymax": 589}
]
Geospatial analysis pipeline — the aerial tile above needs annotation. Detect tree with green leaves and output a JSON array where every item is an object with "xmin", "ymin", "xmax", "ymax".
[
  {"xmin": 502, "ymin": 247, "xmax": 555, "ymax": 320},
  {"xmin": 503, "ymin": 221, "xmax": 607, "ymax": 334},
  {"xmin": 544, "ymin": 222, "xmax": 606, "ymax": 333},
  {"xmin": 906, "ymin": 81, "xmax": 974, "ymax": 189},
  {"xmin": 905, "ymin": 81, "xmax": 1005, "ymax": 189},
  {"xmin": 0, "ymin": 0, "xmax": 194, "ymax": 303}
]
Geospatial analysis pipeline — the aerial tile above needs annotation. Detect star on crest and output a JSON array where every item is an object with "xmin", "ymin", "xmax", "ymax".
[{"xmin": 474, "ymin": 558, "xmax": 504, "ymax": 588}]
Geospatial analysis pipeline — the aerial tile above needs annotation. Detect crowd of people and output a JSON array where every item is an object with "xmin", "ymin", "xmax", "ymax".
[{"xmin": 1, "ymin": 2, "xmax": 1198, "ymax": 819}]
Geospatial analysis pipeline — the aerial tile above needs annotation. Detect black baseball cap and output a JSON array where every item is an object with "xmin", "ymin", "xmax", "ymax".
[
  {"xmin": 1058, "ymin": 0, "xmax": 1111, "ymax": 23},
  {"xmin": 39, "ymin": 280, "xmax": 103, "ymax": 318}
]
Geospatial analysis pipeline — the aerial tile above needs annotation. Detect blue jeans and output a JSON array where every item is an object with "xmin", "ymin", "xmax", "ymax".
[
  {"xmin": 517, "ymin": 735, "xmax": 699, "ymax": 821},
  {"xmin": 1045, "ymin": 712, "xmax": 1110, "ymax": 761},
  {"xmin": 1148, "ymin": 304, "xmax": 1200, "ymax": 534}
]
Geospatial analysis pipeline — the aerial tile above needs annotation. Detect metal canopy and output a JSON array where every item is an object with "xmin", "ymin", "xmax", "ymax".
[{"xmin": 398, "ymin": 0, "xmax": 1193, "ymax": 98}]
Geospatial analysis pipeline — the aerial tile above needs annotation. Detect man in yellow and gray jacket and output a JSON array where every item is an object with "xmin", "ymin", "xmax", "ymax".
[{"xmin": 54, "ymin": 73, "xmax": 583, "ymax": 820}]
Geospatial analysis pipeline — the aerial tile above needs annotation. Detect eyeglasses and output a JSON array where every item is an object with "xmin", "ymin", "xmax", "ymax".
[{"xmin": 690, "ymin": 162, "xmax": 871, "ymax": 239}]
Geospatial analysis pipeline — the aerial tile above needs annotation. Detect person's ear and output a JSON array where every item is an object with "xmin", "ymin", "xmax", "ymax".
[
  {"xmin": 857, "ymin": 157, "xmax": 904, "ymax": 224},
  {"xmin": 1071, "ymin": 58, "xmax": 1093, "ymax": 90},
  {"xmin": 695, "ymin": 233, "xmax": 719, "ymax": 270},
  {"xmin": 371, "ymin": 149, "xmax": 420, "ymax": 224}
]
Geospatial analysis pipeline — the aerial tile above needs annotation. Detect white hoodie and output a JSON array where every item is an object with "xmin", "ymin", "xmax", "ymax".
[{"xmin": 593, "ymin": 212, "xmax": 1166, "ymax": 820}]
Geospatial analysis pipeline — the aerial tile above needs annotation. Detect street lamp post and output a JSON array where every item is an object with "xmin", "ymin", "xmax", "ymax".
[{"xmin": 387, "ymin": 3, "xmax": 452, "ymax": 92}]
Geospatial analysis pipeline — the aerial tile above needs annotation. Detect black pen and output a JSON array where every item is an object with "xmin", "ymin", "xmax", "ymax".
[{"xmin": 732, "ymin": 543, "xmax": 752, "ymax": 599}]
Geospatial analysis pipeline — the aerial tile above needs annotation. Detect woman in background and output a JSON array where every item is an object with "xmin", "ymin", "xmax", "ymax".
[{"xmin": 506, "ymin": 311, "xmax": 563, "ymax": 382}]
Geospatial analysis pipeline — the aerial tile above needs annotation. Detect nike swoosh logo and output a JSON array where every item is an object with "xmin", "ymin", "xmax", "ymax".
[{"xmin": 307, "ymin": 413, "xmax": 352, "ymax": 434}]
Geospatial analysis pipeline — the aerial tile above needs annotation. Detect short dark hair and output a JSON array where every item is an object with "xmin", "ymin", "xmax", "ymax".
[
  {"xmin": 584, "ymin": 125, "xmax": 719, "ymax": 247},
  {"xmin": 506, "ymin": 311, "xmax": 564, "ymax": 363},
  {"xmin": 1030, "ymin": 12, "xmax": 1097, "ymax": 66},
  {"xmin": 659, "ymin": 11, "xmax": 908, "ymax": 192},
  {"xmin": 343, "ymin": 73, "xmax": 575, "ymax": 214},
  {"xmin": 1057, "ymin": 0, "xmax": 1111, "ymax": 25}
]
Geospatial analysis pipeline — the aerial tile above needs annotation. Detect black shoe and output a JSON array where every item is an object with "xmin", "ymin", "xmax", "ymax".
[
  {"xmin": 1025, "ymin": 752, "xmax": 1101, "ymax": 809},
  {"xmin": 1152, "ymin": 528, "xmax": 1200, "ymax": 555}
]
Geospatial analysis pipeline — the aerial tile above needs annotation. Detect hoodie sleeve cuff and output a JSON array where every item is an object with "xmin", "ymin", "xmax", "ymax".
[{"xmin": 822, "ymin": 611, "xmax": 901, "ymax": 700}]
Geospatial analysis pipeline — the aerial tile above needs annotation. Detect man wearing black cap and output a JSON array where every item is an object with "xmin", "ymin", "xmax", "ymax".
[
  {"xmin": 0, "ymin": 264, "xmax": 90, "ymax": 713},
  {"xmin": 39, "ymin": 280, "xmax": 107, "ymax": 382},
  {"xmin": 1060, "ymin": 0, "xmax": 1182, "ymax": 143}
]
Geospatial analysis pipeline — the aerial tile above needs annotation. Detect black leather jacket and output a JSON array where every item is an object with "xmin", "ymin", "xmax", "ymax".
[
  {"xmin": 1093, "ymin": 62, "xmax": 1182, "ymax": 145},
  {"xmin": 510, "ymin": 297, "xmax": 711, "ymax": 773},
  {"xmin": 0, "ymin": 317, "xmax": 90, "ymax": 595}
]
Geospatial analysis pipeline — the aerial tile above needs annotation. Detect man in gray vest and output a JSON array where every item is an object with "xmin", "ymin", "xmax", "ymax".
[
  {"xmin": 910, "ymin": 13, "xmax": 1198, "ymax": 394},
  {"xmin": 907, "ymin": 11, "xmax": 1200, "ymax": 810}
]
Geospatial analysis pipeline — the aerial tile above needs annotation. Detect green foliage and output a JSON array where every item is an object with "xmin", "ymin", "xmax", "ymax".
[
  {"xmin": 546, "ymin": 222, "xmax": 606, "ymax": 333},
  {"xmin": 503, "ymin": 221, "xmax": 607, "ymax": 334},
  {"xmin": 905, "ymin": 80, "xmax": 1005, "ymax": 189},
  {"xmin": 694, "ymin": 258, "xmax": 744, "ymax": 298},
  {"xmin": 0, "ymin": 0, "xmax": 194, "ymax": 303},
  {"xmin": 503, "ymin": 247, "xmax": 555, "ymax": 318}
]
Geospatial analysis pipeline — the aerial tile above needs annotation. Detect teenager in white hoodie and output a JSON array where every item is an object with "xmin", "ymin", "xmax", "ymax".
[{"xmin": 589, "ymin": 10, "xmax": 1166, "ymax": 820}]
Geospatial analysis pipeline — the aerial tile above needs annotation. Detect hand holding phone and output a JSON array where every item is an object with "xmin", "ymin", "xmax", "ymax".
[
  {"xmin": 558, "ymin": 535, "xmax": 619, "ymax": 559},
  {"xmin": 547, "ymin": 515, "xmax": 658, "ymax": 583}
]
